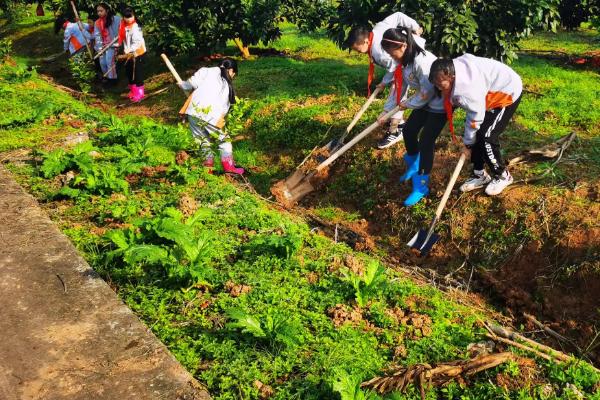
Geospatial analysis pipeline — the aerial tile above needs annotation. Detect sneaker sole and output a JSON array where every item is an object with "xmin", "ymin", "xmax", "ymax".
[
  {"xmin": 377, "ymin": 135, "xmax": 403, "ymax": 149},
  {"xmin": 485, "ymin": 179, "xmax": 513, "ymax": 196}
]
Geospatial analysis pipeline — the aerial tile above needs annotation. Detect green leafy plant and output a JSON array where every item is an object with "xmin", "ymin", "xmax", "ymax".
[
  {"xmin": 0, "ymin": 38, "xmax": 12, "ymax": 62},
  {"xmin": 332, "ymin": 370, "xmax": 380, "ymax": 400},
  {"xmin": 342, "ymin": 261, "xmax": 388, "ymax": 308},
  {"xmin": 67, "ymin": 56, "xmax": 95, "ymax": 93},
  {"xmin": 226, "ymin": 308, "xmax": 305, "ymax": 349}
]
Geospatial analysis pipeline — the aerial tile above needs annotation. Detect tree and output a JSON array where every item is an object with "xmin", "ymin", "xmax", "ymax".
[
  {"xmin": 328, "ymin": 0, "xmax": 560, "ymax": 62},
  {"xmin": 559, "ymin": 0, "xmax": 600, "ymax": 30},
  {"xmin": 62, "ymin": 0, "xmax": 334, "ymax": 57}
]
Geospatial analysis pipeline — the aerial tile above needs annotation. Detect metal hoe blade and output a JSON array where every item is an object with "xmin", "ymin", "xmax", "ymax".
[{"xmin": 407, "ymin": 229, "xmax": 440, "ymax": 256}]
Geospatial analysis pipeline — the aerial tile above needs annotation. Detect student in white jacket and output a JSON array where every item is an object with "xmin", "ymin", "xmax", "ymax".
[
  {"xmin": 346, "ymin": 12, "xmax": 425, "ymax": 149},
  {"xmin": 54, "ymin": 16, "xmax": 92, "ymax": 57},
  {"xmin": 429, "ymin": 55, "xmax": 523, "ymax": 196},
  {"xmin": 379, "ymin": 27, "xmax": 446, "ymax": 206},
  {"xmin": 178, "ymin": 58, "xmax": 244, "ymax": 175},
  {"xmin": 117, "ymin": 7, "xmax": 146, "ymax": 102},
  {"xmin": 93, "ymin": 3, "xmax": 120, "ymax": 83}
]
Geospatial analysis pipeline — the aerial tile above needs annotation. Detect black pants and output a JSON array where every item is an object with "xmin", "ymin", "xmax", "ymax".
[
  {"xmin": 471, "ymin": 95, "xmax": 522, "ymax": 177},
  {"xmin": 125, "ymin": 55, "xmax": 144, "ymax": 85},
  {"xmin": 403, "ymin": 108, "xmax": 448, "ymax": 175}
]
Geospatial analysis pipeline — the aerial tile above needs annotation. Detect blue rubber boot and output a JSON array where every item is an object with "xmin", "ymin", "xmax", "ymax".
[
  {"xmin": 404, "ymin": 173, "xmax": 430, "ymax": 206},
  {"xmin": 399, "ymin": 153, "xmax": 420, "ymax": 183}
]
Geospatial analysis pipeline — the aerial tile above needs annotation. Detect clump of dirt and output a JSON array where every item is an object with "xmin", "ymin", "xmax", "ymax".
[
  {"xmin": 344, "ymin": 254, "xmax": 365, "ymax": 275},
  {"xmin": 141, "ymin": 165, "xmax": 169, "ymax": 177},
  {"xmin": 176, "ymin": 151, "xmax": 190, "ymax": 165},
  {"xmin": 224, "ymin": 281, "xmax": 252, "ymax": 297},
  {"xmin": 253, "ymin": 380, "xmax": 274, "ymax": 399},
  {"xmin": 179, "ymin": 193, "xmax": 198, "ymax": 217},
  {"xmin": 306, "ymin": 271, "xmax": 319, "ymax": 284},
  {"xmin": 495, "ymin": 357, "xmax": 541, "ymax": 391},
  {"xmin": 328, "ymin": 304, "xmax": 368, "ymax": 328}
]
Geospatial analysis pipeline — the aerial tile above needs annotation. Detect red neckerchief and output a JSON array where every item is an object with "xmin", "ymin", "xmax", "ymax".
[
  {"xmin": 62, "ymin": 21, "xmax": 69, "ymax": 29},
  {"xmin": 118, "ymin": 19, "xmax": 136, "ymax": 46},
  {"xmin": 367, "ymin": 32, "xmax": 374, "ymax": 97},
  {"xmin": 444, "ymin": 93, "xmax": 458, "ymax": 144},
  {"xmin": 96, "ymin": 16, "xmax": 109, "ymax": 44},
  {"xmin": 394, "ymin": 64, "xmax": 403, "ymax": 105}
]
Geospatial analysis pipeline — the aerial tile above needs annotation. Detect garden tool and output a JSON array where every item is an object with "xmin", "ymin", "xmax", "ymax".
[
  {"xmin": 321, "ymin": 86, "xmax": 382, "ymax": 153},
  {"xmin": 160, "ymin": 53, "xmax": 190, "ymax": 95},
  {"xmin": 407, "ymin": 152, "xmax": 466, "ymax": 255},
  {"xmin": 70, "ymin": 1, "xmax": 94, "ymax": 60},
  {"xmin": 93, "ymin": 36, "xmax": 118, "ymax": 60},
  {"xmin": 273, "ymin": 105, "xmax": 400, "ymax": 206}
]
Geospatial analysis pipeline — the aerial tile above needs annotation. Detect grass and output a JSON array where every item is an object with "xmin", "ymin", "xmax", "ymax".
[{"xmin": 2, "ymin": 8, "xmax": 600, "ymax": 399}]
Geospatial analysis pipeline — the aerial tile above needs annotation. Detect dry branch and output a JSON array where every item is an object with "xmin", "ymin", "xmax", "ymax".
[{"xmin": 361, "ymin": 352, "xmax": 513, "ymax": 398}]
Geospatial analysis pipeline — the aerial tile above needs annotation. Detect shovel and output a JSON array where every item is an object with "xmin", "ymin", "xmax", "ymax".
[
  {"xmin": 273, "ymin": 105, "xmax": 400, "ymax": 206},
  {"xmin": 322, "ymin": 86, "xmax": 382, "ymax": 153},
  {"xmin": 407, "ymin": 152, "xmax": 466, "ymax": 255}
]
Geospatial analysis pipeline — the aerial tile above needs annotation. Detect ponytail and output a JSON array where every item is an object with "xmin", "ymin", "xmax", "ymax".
[
  {"xmin": 54, "ymin": 15, "xmax": 68, "ymax": 34},
  {"xmin": 380, "ymin": 27, "xmax": 424, "ymax": 66},
  {"xmin": 219, "ymin": 58, "xmax": 238, "ymax": 105}
]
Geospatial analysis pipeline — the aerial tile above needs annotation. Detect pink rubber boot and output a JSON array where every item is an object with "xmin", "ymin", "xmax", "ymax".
[
  {"xmin": 132, "ymin": 85, "xmax": 145, "ymax": 103},
  {"xmin": 203, "ymin": 158, "xmax": 214, "ymax": 174},
  {"xmin": 127, "ymin": 84, "xmax": 135, "ymax": 100},
  {"xmin": 221, "ymin": 155, "xmax": 244, "ymax": 175}
]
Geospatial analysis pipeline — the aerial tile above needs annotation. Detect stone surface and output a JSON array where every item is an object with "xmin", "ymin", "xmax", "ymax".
[{"xmin": 0, "ymin": 166, "xmax": 211, "ymax": 400}]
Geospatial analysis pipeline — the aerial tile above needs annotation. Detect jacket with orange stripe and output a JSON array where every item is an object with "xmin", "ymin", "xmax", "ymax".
[
  {"xmin": 371, "ymin": 12, "xmax": 424, "ymax": 86},
  {"xmin": 450, "ymin": 54, "xmax": 522, "ymax": 145},
  {"xmin": 63, "ymin": 22, "xmax": 92, "ymax": 55}
]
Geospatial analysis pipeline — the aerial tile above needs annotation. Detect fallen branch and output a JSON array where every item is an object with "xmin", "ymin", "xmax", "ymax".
[
  {"xmin": 487, "ymin": 323, "xmax": 574, "ymax": 363},
  {"xmin": 523, "ymin": 312, "xmax": 578, "ymax": 349},
  {"xmin": 510, "ymin": 132, "xmax": 577, "ymax": 184},
  {"xmin": 361, "ymin": 352, "xmax": 513, "ymax": 398}
]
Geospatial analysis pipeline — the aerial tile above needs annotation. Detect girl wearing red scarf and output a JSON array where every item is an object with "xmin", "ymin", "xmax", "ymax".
[
  {"xmin": 380, "ymin": 28, "xmax": 447, "ymax": 206},
  {"xmin": 93, "ymin": 3, "xmax": 120, "ymax": 84},
  {"xmin": 118, "ymin": 7, "xmax": 146, "ymax": 102}
]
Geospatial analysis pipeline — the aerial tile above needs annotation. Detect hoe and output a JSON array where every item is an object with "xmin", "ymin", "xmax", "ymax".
[{"xmin": 272, "ymin": 105, "xmax": 400, "ymax": 207}]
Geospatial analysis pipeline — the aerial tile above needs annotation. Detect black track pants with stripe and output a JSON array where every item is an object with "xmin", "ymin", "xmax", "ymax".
[{"xmin": 471, "ymin": 95, "xmax": 522, "ymax": 177}]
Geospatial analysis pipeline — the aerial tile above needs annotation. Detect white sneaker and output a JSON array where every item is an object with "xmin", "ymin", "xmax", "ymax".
[
  {"xmin": 460, "ymin": 170, "xmax": 492, "ymax": 192},
  {"xmin": 485, "ymin": 170, "xmax": 513, "ymax": 196}
]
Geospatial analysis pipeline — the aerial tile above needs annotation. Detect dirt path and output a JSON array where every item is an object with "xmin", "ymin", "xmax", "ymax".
[{"xmin": 0, "ymin": 165, "xmax": 210, "ymax": 400}]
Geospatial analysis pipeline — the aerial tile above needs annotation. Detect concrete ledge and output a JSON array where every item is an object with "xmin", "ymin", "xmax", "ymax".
[{"xmin": 0, "ymin": 165, "xmax": 211, "ymax": 400}]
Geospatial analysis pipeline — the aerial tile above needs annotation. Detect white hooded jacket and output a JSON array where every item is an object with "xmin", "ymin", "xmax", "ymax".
[
  {"xmin": 370, "ymin": 12, "xmax": 425, "ymax": 85},
  {"xmin": 383, "ymin": 49, "xmax": 444, "ymax": 113},
  {"xmin": 179, "ymin": 67, "xmax": 231, "ymax": 126},
  {"xmin": 450, "ymin": 54, "xmax": 523, "ymax": 145}
]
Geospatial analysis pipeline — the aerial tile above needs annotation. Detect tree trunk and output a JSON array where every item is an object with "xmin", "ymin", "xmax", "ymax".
[{"xmin": 233, "ymin": 38, "xmax": 250, "ymax": 59}]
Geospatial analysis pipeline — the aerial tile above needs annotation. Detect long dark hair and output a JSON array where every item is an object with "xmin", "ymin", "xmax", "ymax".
[
  {"xmin": 219, "ymin": 58, "xmax": 238, "ymax": 104},
  {"xmin": 380, "ymin": 27, "xmax": 424, "ymax": 67},
  {"xmin": 97, "ymin": 3, "xmax": 114, "ymax": 28},
  {"xmin": 429, "ymin": 58, "xmax": 455, "ymax": 97},
  {"xmin": 54, "ymin": 15, "xmax": 69, "ymax": 34}
]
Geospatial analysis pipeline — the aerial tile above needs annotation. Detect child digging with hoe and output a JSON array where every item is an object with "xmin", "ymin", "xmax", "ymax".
[
  {"xmin": 429, "ymin": 55, "xmax": 523, "ymax": 196},
  {"xmin": 178, "ymin": 58, "xmax": 245, "ymax": 175}
]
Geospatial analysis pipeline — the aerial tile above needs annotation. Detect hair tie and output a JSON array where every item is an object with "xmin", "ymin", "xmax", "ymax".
[{"xmin": 382, "ymin": 38, "xmax": 405, "ymax": 45}]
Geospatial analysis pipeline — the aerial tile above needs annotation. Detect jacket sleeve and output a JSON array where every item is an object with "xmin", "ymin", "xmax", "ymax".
[
  {"xmin": 93, "ymin": 22, "xmax": 102, "ymax": 51},
  {"xmin": 383, "ymin": 80, "xmax": 408, "ymax": 112},
  {"xmin": 63, "ymin": 26, "xmax": 71, "ymax": 52},
  {"xmin": 460, "ymin": 95, "xmax": 486, "ymax": 145},
  {"xmin": 383, "ymin": 12, "xmax": 420, "ymax": 32},
  {"xmin": 403, "ymin": 64, "xmax": 435, "ymax": 110}
]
